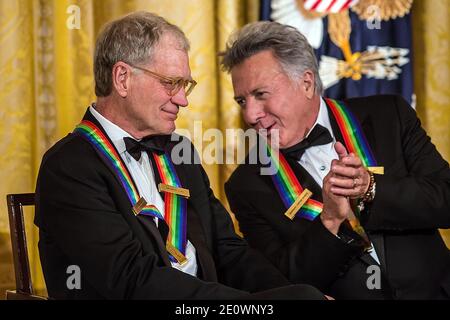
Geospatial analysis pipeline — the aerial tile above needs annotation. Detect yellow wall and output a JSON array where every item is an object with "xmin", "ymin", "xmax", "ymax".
[{"xmin": 413, "ymin": 0, "xmax": 450, "ymax": 246}]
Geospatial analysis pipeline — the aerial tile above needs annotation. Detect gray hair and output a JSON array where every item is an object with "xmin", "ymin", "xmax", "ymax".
[
  {"xmin": 94, "ymin": 11, "xmax": 190, "ymax": 97},
  {"xmin": 220, "ymin": 21, "xmax": 323, "ymax": 94}
]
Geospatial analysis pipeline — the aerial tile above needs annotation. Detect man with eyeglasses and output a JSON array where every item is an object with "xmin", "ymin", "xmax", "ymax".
[{"xmin": 34, "ymin": 11, "xmax": 325, "ymax": 300}]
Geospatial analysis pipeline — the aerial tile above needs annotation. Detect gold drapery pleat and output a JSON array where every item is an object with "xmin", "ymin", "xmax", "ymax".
[
  {"xmin": 0, "ymin": 0, "xmax": 258, "ymax": 296},
  {"xmin": 0, "ymin": 0, "xmax": 36, "ymax": 292},
  {"xmin": 1, "ymin": 0, "xmax": 449, "ymax": 297},
  {"xmin": 412, "ymin": 0, "xmax": 450, "ymax": 247}
]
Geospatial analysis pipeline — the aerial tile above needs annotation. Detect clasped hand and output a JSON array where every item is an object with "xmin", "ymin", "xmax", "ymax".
[{"xmin": 321, "ymin": 142, "xmax": 370, "ymax": 234}]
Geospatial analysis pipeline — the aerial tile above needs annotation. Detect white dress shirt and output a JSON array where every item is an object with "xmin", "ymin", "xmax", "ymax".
[
  {"xmin": 90, "ymin": 105, "xmax": 198, "ymax": 276},
  {"xmin": 299, "ymin": 99, "xmax": 380, "ymax": 264}
]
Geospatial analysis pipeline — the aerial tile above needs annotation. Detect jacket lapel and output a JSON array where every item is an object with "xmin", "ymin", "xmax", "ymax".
[
  {"xmin": 370, "ymin": 233, "xmax": 388, "ymax": 273},
  {"xmin": 186, "ymin": 201, "xmax": 218, "ymax": 282},
  {"xmin": 136, "ymin": 215, "xmax": 171, "ymax": 266}
]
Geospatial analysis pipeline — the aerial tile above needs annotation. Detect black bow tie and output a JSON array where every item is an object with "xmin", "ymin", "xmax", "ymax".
[
  {"xmin": 281, "ymin": 124, "xmax": 333, "ymax": 160},
  {"xmin": 124, "ymin": 136, "xmax": 166, "ymax": 161}
]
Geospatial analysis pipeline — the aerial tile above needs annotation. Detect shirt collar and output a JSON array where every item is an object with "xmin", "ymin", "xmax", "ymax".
[
  {"xmin": 306, "ymin": 97, "xmax": 335, "ymax": 141},
  {"xmin": 89, "ymin": 104, "xmax": 135, "ymax": 155}
]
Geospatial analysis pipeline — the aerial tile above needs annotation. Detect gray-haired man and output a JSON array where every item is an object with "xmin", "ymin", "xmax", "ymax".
[
  {"xmin": 222, "ymin": 21, "xmax": 450, "ymax": 299},
  {"xmin": 35, "ymin": 12, "xmax": 324, "ymax": 300}
]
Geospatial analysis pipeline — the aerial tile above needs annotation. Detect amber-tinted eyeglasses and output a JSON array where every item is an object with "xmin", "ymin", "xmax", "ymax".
[{"xmin": 130, "ymin": 64, "xmax": 197, "ymax": 97}]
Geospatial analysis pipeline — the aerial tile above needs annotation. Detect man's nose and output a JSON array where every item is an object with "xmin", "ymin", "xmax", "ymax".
[
  {"xmin": 171, "ymin": 87, "xmax": 189, "ymax": 107},
  {"xmin": 243, "ymin": 99, "xmax": 266, "ymax": 126}
]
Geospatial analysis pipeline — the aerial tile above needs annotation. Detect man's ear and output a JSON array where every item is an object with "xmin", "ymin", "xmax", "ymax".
[
  {"xmin": 112, "ymin": 62, "xmax": 131, "ymax": 98},
  {"xmin": 302, "ymin": 70, "xmax": 315, "ymax": 99}
]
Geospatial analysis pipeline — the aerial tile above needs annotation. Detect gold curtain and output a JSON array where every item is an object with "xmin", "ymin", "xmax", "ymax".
[
  {"xmin": 0, "ymin": 0, "xmax": 258, "ymax": 295},
  {"xmin": 1, "ymin": 0, "xmax": 449, "ymax": 297},
  {"xmin": 412, "ymin": 0, "xmax": 450, "ymax": 247}
]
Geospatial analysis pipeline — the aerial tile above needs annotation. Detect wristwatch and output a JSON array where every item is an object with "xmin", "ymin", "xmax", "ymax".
[{"xmin": 357, "ymin": 170, "xmax": 376, "ymax": 212}]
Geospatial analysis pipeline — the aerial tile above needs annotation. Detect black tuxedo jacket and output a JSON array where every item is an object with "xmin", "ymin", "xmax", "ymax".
[
  {"xmin": 225, "ymin": 95, "xmax": 450, "ymax": 299},
  {"xmin": 34, "ymin": 108, "xmax": 298, "ymax": 300}
]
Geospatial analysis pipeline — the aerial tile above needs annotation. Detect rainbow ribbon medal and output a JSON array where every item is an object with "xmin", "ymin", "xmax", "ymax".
[
  {"xmin": 74, "ymin": 120, "xmax": 188, "ymax": 264},
  {"xmin": 325, "ymin": 98, "xmax": 383, "ymax": 174},
  {"xmin": 153, "ymin": 153, "xmax": 188, "ymax": 265},
  {"xmin": 74, "ymin": 121, "xmax": 163, "ymax": 219},
  {"xmin": 325, "ymin": 98, "xmax": 380, "ymax": 248},
  {"xmin": 267, "ymin": 145, "xmax": 323, "ymax": 221}
]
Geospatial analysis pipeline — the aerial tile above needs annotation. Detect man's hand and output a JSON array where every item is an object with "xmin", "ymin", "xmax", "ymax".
[
  {"xmin": 321, "ymin": 167, "xmax": 352, "ymax": 235},
  {"xmin": 329, "ymin": 142, "xmax": 370, "ymax": 199}
]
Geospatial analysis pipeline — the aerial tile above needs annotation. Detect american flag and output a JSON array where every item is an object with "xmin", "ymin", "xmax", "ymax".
[
  {"xmin": 303, "ymin": 0, "xmax": 359, "ymax": 13},
  {"xmin": 260, "ymin": 0, "xmax": 414, "ymax": 105}
]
